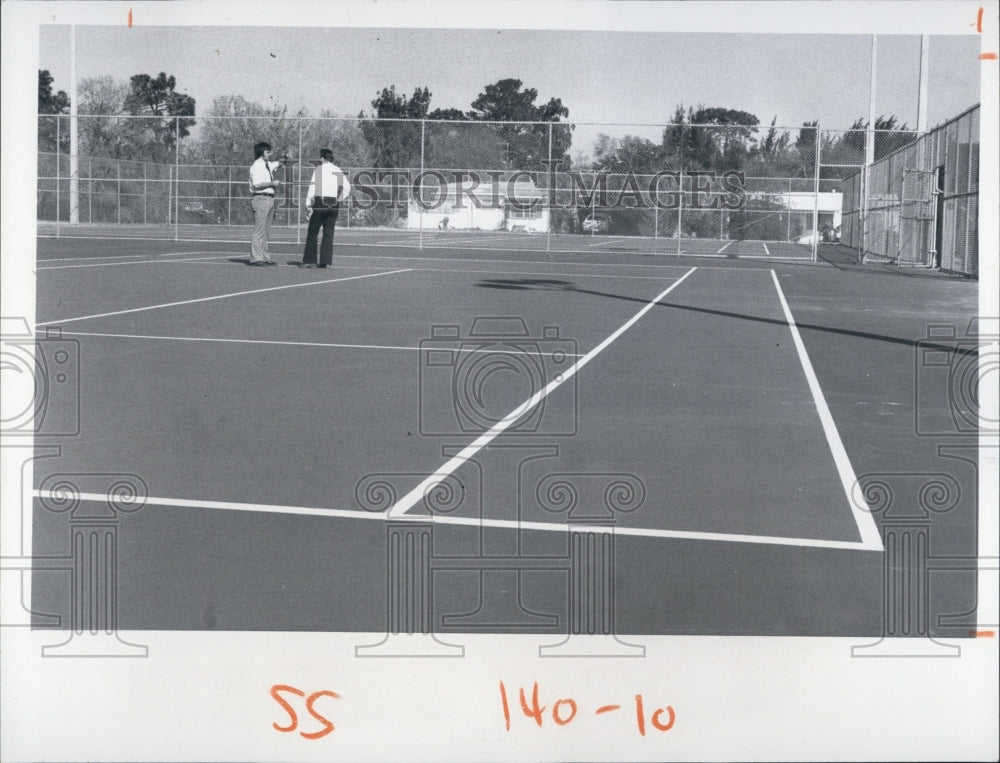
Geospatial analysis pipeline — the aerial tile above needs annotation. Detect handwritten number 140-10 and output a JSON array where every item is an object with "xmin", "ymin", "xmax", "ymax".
[{"xmin": 499, "ymin": 681, "xmax": 676, "ymax": 736}]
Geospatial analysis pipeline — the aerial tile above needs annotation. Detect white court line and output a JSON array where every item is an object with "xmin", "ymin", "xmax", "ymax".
[
  {"xmin": 37, "ymin": 253, "xmax": 240, "ymax": 270},
  {"xmin": 36, "ymin": 269, "xmax": 412, "ymax": 327},
  {"xmin": 740, "ymin": 255, "xmax": 810, "ymax": 261},
  {"xmin": 676, "ymin": 252, "xmax": 728, "ymax": 259},
  {"xmin": 421, "ymin": 266, "xmax": 702, "ymax": 281},
  {"xmin": 41, "ymin": 238, "xmax": 769, "ymax": 273},
  {"xmin": 762, "ymin": 242, "xmax": 771, "ymax": 256},
  {"xmin": 59, "ymin": 330, "xmax": 586, "ymax": 358},
  {"xmin": 37, "ymin": 250, "xmax": 239, "ymax": 263},
  {"xmin": 386, "ymin": 266, "xmax": 699, "ymax": 519},
  {"xmin": 29, "ymin": 489, "xmax": 879, "ymax": 551},
  {"xmin": 587, "ymin": 237, "xmax": 630, "ymax": 248},
  {"xmin": 716, "ymin": 241, "xmax": 734, "ymax": 254},
  {"xmin": 770, "ymin": 270, "xmax": 883, "ymax": 551}
]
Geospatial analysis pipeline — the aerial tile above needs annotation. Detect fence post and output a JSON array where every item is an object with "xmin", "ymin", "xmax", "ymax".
[
  {"xmin": 227, "ymin": 165, "xmax": 232, "ymax": 227},
  {"xmin": 88, "ymin": 159, "xmax": 92, "ymax": 223},
  {"xmin": 174, "ymin": 117, "xmax": 180, "ymax": 242},
  {"xmin": 811, "ymin": 123, "xmax": 821, "ymax": 262},
  {"xmin": 677, "ymin": 128, "xmax": 684, "ymax": 255},
  {"xmin": 55, "ymin": 116, "xmax": 61, "ymax": 237},
  {"xmin": 143, "ymin": 163, "xmax": 147, "ymax": 225},
  {"xmin": 786, "ymin": 177, "xmax": 792, "ymax": 242},
  {"xmin": 547, "ymin": 121, "xmax": 553, "ymax": 253},
  {"xmin": 419, "ymin": 119, "xmax": 425, "ymax": 250},
  {"xmin": 296, "ymin": 119, "xmax": 302, "ymax": 245},
  {"xmin": 117, "ymin": 161, "xmax": 121, "ymax": 225}
]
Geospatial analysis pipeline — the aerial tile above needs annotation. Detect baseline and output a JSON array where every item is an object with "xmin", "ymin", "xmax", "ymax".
[
  {"xmin": 30, "ymin": 489, "xmax": 880, "ymax": 551},
  {"xmin": 36, "ymin": 268, "xmax": 412, "ymax": 327},
  {"xmin": 59, "ymin": 330, "xmax": 586, "ymax": 358}
]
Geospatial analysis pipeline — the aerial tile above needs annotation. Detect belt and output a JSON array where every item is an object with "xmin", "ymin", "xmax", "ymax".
[{"xmin": 252, "ymin": 193, "xmax": 274, "ymax": 197}]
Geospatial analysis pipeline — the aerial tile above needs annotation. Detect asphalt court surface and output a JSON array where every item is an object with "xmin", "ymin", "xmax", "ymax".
[{"xmin": 27, "ymin": 236, "xmax": 981, "ymax": 635}]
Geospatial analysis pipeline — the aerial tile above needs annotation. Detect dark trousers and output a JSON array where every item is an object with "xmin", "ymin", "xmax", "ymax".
[{"xmin": 304, "ymin": 201, "xmax": 339, "ymax": 265}]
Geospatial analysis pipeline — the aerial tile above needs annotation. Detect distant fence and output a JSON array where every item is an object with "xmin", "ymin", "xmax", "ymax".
[
  {"xmin": 35, "ymin": 113, "xmax": 975, "ymax": 270},
  {"xmin": 841, "ymin": 105, "xmax": 979, "ymax": 276}
]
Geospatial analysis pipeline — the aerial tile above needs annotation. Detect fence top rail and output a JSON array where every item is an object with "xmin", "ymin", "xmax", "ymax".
[{"xmin": 37, "ymin": 112, "xmax": 941, "ymax": 135}]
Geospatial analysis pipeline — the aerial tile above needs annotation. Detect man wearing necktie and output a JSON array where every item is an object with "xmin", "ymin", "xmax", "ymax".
[
  {"xmin": 301, "ymin": 148, "xmax": 352, "ymax": 268},
  {"xmin": 248, "ymin": 141, "xmax": 283, "ymax": 266}
]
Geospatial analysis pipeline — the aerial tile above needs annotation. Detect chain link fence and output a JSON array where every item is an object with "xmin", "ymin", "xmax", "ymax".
[
  {"xmin": 36, "ymin": 112, "xmax": 977, "ymax": 271},
  {"xmin": 838, "ymin": 105, "xmax": 978, "ymax": 276}
]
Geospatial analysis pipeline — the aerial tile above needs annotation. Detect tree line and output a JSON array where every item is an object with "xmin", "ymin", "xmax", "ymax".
[{"xmin": 39, "ymin": 68, "xmax": 917, "ymax": 182}]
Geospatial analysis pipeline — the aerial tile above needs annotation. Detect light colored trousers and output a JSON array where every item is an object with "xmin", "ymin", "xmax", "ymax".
[{"xmin": 250, "ymin": 195, "xmax": 276, "ymax": 262}]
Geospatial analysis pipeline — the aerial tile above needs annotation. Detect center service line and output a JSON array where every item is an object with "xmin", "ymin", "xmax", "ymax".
[
  {"xmin": 769, "ymin": 270, "xmax": 883, "ymax": 551},
  {"xmin": 386, "ymin": 266, "xmax": 699, "ymax": 518},
  {"xmin": 36, "ymin": 269, "xmax": 412, "ymax": 327}
]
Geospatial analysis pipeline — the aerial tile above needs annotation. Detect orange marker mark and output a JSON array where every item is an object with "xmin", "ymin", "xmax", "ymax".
[
  {"xmin": 980, "ymin": 53, "xmax": 998, "ymax": 60},
  {"xmin": 499, "ymin": 681, "xmax": 511, "ymax": 731},
  {"xmin": 969, "ymin": 629, "xmax": 996, "ymax": 637},
  {"xmin": 127, "ymin": 8, "xmax": 132, "ymax": 27},
  {"xmin": 976, "ymin": 6, "xmax": 983, "ymax": 33},
  {"xmin": 596, "ymin": 704, "xmax": 621, "ymax": 714},
  {"xmin": 552, "ymin": 698, "xmax": 578, "ymax": 726},
  {"xmin": 519, "ymin": 682, "xmax": 545, "ymax": 727},
  {"xmin": 652, "ymin": 705, "xmax": 676, "ymax": 731},
  {"xmin": 270, "ymin": 684, "xmax": 305, "ymax": 733}
]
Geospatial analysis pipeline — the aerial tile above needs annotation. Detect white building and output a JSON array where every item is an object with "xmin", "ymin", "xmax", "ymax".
[{"xmin": 407, "ymin": 176, "xmax": 549, "ymax": 232}]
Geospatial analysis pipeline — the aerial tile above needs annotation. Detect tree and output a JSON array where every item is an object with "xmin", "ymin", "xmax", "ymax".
[
  {"xmin": 427, "ymin": 107, "xmax": 468, "ymax": 121},
  {"xmin": 593, "ymin": 135, "xmax": 663, "ymax": 174},
  {"xmin": 467, "ymin": 78, "xmax": 571, "ymax": 169},
  {"xmin": 360, "ymin": 85, "xmax": 432, "ymax": 169},
  {"xmin": 743, "ymin": 116, "xmax": 801, "ymax": 178},
  {"xmin": 684, "ymin": 106, "xmax": 759, "ymax": 171},
  {"xmin": 795, "ymin": 121, "xmax": 819, "ymax": 177},
  {"xmin": 38, "ymin": 70, "xmax": 70, "ymax": 114},
  {"xmin": 661, "ymin": 104, "xmax": 760, "ymax": 171},
  {"xmin": 122, "ymin": 72, "xmax": 196, "ymax": 162},
  {"xmin": 38, "ymin": 70, "xmax": 70, "ymax": 153},
  {"xmin": 872, "ymin": 115, "xmax": 916, "ymax": 159},
  {"xmin": 75, "ymin": 76, "xmax": 132, "ymax": 161},
  {"xmin": 816, "ymin": 115, "xmax": 916, "ymax": 180},
  {"xmin": 79, "ymin": 75, "xmax": 129, "ymax": 115},
  {"xmin": 194, "ymin": 95, "xmax": 297, "ymax": 168}
]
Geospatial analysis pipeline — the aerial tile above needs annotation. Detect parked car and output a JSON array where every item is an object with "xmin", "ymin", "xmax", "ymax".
[
  {"xmin": 179, "ymin": 200, "xmax": 222, "ymax": 224},
  {"xmin": 582, "ymin": 213, "xmax": 610, "ymax": 234}
]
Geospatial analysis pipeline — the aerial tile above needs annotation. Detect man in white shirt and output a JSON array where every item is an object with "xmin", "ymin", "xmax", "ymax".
[
  {"xmin": 248, "ymin": 141, "xmax": 283, "ymax": 266},
  {"xmin": 300, "ymin": 149, "xmax": 352, "ymax": 268}
]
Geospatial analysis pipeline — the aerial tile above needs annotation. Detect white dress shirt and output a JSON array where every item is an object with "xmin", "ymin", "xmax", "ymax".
[
  {"xmin": 306, "ymin": 161, "xmax": 352, "ymax": 206},
  {"xmin": 248, "ymin": 158, "xmax": 281, "ymax": 195}
]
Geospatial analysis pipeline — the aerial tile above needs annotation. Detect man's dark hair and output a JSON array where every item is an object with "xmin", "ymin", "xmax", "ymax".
[
  {"xmin": 320, "ymin": 148, "xmax": 334, "ymax": 162},
  {"xmin": 254, "ymin": 142, "xmax": 272, "ymax": 159}
]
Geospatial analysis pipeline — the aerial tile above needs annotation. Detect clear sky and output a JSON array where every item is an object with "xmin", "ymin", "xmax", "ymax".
[{"xmin": 38, "ymin": 18, "xmax": 983, "ymax": 156}]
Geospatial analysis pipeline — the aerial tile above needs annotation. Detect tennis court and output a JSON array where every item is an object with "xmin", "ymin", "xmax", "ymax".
[{"xmin": 28, "ymin": 233, "xmax": 980, "ymax": 637}]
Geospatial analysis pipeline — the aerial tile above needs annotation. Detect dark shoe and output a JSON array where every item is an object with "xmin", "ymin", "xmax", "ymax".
[
  {"xmin": 318, "ymin": 263, "xmax": 329, "ymax": 268},
  {"xmin": 264, "ymin": 260, "xmax": 278, "ymax": 266},
  {"xmin": 298, "ymin": 262, "xmax": 317, "ymax": 268},
  {"xmin": 249, "ymin": 260, "xmax": 268, "ymax": 266}
]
